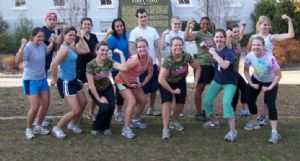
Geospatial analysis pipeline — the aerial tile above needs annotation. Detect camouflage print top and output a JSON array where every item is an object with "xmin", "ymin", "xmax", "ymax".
[
  {"xmin": 86, "ymin": 58, "xmax": 114, "ymax": 92},
  {"xmin": 194, "ymin": 31, "xmax": 214, "ymax": 66},
  {"xmin": 231, "ymin": 37, "xmax": 242, "ymax": 71},
  {"xmin": 163, "ymin": 53, "xmax": 194, "ymax": 83}
]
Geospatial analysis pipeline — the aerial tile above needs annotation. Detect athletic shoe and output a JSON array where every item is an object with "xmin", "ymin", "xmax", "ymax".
[
  {"xmin": 169, "ymin": 121, "xmax": 184, "ymax": 131},
  {"xmin": 33, "ymin": 126, "xmax": 50, "ymax": 135},
  {"xmin": 244, "ymin": 120, "xmax": 260, "ymax": 131},
  {"xmin": 224, "ymin": 131, "xmax": 238, "ymax": 142},
  {"xmin": 202, "ymin": 120, "xmax": 220, "ymax": 129},
  {"xmin": 268, "ymin": 132, "xmax": 281, "ymax": 144},
  {"xmin": 240, "ymin": 108, "xmax": 251, "ymax": 116},
  {"xmin": 51, "ymin": 126, "xmax": 66, "ymax": 139},
  {"xmin": 114, "ymin": 112, "xmax": 124, "ymax": 122},
  {"xmin": 67, "ymin": 124, "xmax": 82, "ymax": 134},
  {"xmin": 33, "ymin": 118, "xmax": 51, "ymax": 127},
  {"xmin": 91, "ymin": 130, "xmax": 99, "ymax": 135},
  {"xmin": 88, "ymin": 112, "xmax": 97, "ymax": 121},
  {"xmin": 25, "ymin": 128, "xmax": 34, "ymax": 140},
  {"xmin": 103, "ymin": 129, "xmax": 112, "ymax": 135},
  {"xmin": 179, "ymin": 113, "xmax": 184, "ymax": 117},
  {"xmin": 121, "ymin": 127, "xmax": 135, "ymax": 139},
  {"xmin": 161, "ymin": 128, "xmax": 170, "ymax": 140},
  {"xmin": 195, "ymin": 111, "xmax": 207, "ymax": 121},
  {"xmin": 258, "ymin": 116, "xmax": 268, "ymax": 126},
  {"xmin": 146, "ymin": 107, "xmax": 161, "ymax": 116},
  {"xmin": 130, "ymin": 119, "xmax": 148, "ymax": 129}
]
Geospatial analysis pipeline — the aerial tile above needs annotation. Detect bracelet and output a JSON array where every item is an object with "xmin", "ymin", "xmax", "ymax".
[{"xmin": 18, "ymin": 49, "xmax": 23, "ymax": 53}]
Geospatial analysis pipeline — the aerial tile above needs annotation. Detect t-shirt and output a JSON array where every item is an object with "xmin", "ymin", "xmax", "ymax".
[
  {"xmin": 114, "ymin": 54, "xmax": 149, "ymax": 84},
  {"xmin": 129, "ymin": 26, "xmax": 159, "ymax": 65},
  {"xmin": 213, "ymin": 47, "xmax": 237, "ymax": 85},
  {"xmin": 231, "ymin": 37, "xmax": 242, "ymax": 71},
  {"xmin": 194, "ymin": 30, "xmax": 214, "ymax": 65},
  {"xmin": 107, "ymin": 34, "xmax": 130, "ymax": 72},
  {"xmin": 165, "ymin": 31, "xmax": 186, "ymax": 53},
  {"xmin": 22, "ymin": 41, "xmax": 47, "ymax": 80},
  {"xmin": 244, "ymin": 52, "xmax": 280, "ymax": 83},
  {"xmin": 41, "ymin": 26, "xmax": 55, "ymax": 71},
  {"xmin": 59, "ymin": 45, "xmax": 78, "ymax": 81},
  {"xmin": 86, "ymin": 58, "xmax": 114, "ymax": 91},
  {"xmin": 163, "ymin": 53, "xmax": 194, "ymax": 83}
]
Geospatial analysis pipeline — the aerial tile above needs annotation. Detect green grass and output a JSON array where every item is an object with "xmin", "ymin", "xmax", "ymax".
[{"xmin": 1, "ymin": 117, "xmax": 299, "ymax": 161}]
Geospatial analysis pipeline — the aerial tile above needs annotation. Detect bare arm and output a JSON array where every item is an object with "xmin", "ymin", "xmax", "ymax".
[
  {"xmin": 129, "ymin": 41, "xmax": 136, "ymax": 56},
  {"xmin": 140, "ymin": 58, "xmax": 153, "ymax": 86},
  {"xmin": 112, "ymin": 49, "xmax": 127, "ymax": 71},
  {"xmin": 160, "ymin": 29, "xmax": 169, "ymax": 49},
  {"xmin": 101, "ymin": 29, "xmax": 114, "ymax": 42},
  {"xmin": 15, "ymin": 38, "xmax": 27, "ymax": 64},
  {"xmin": 246, "ymin": 35, "xmax": 255, "ymax": 53},
  {"xmin": 226, "ymin": 30, "xmax": 233, "ymax": 49},
  {"xmin": 272, "ymin": 15, "xmax": 294, "ymax": 41},
  {"xmin": 50, "ymin": 46, "xmax": 68, "ymax": 85},
  {"xmin": 190, "ymin": 61, "xmax": 201, "ymax": 88},
  {"xmin": 184, "ymin": 18, "xmax": 196, "ymax": 41},
  {"xmin": 239, "ymin": 22, "xmax": 246, "ymax": 41},
  {"xmin": 158, "ymin": 68, "xmax": 173, "ymax": 93},
  {"xmin": 209, "ymin": 48, "xmax": 231, "ymax": 69},
  {"xmin": 75, "ymin": 36, "xmax": 90, "ymax": 55},
  {"xmin": 154, "ymin": 39, "xmax": 162, "ymax": 67}
]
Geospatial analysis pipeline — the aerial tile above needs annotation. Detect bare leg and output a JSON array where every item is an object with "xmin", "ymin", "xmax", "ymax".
[
  {"xmin": 194, "ymin": 84, "xmax": 205, "ymax": 114},
  {"xmin": 162, "ymin": 102, "xmax": 171, "ymax": 129}
]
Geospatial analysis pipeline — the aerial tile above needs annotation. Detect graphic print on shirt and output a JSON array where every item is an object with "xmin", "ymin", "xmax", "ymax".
[{"xmin": 170, "ymin": 64, "xmax": 189, "ymax": 77}]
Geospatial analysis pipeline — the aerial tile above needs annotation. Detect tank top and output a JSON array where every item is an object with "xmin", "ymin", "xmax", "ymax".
[{"xmin": 59, "ymin": 45, "xmax": 78, "ymax": 81}]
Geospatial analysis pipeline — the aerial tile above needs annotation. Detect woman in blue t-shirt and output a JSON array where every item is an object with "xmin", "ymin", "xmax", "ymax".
[{"xmin": 203, "ymin": 29, "xmax": 238, "ymax": 142}]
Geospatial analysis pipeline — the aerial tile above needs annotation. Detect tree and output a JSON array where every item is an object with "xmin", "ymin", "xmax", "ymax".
[{"xmin": 0, "ymin": 12, "xmax": 9, "ymax": 33}]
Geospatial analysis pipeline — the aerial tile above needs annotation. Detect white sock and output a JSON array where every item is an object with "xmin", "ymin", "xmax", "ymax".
[{"xmin": 272, "ymin": 129, "xmax": 278, "ymax": 134}]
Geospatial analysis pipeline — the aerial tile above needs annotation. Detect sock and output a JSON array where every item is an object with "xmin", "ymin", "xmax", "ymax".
[{"xmin": 272, "ymin": 129, "xmax": 278, "ymax": 134}]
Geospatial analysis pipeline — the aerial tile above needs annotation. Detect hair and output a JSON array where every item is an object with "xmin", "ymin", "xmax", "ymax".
[
  {"xmin": 170, "ymin": 36, "xmax": 184, "ymax": 46},
  {"xmin": 45, "ymin": 12, "xmax": 57, "ymax": 20},
  {"xmin": 80, "ymin": 17, "xmax": 93, "ymax": 26},
  {"xmin": 253, "ymin": 36, "xmax": 265, "ymax": 46},
  {"xmin": 200, "ymin": 16, "xmax": 210, "ymax": 24},
  {"xmin": 30, "ymin": 27, "xmax": 44, "ymax": 41},
  {"xmin": 171, "ymin": 16, "xmax": 182, "ymax": 24},
  {"xmin": 111, "ymin": 18, "xmax": 127, "ymax": 40},
  {"xmin": 228, "ymin": 23, "xmax": 239, "ymax": 31},
  {"xmin": 215, "ymin": 28, "xmax": 226, "ymax": 38},
  {"xmin": 256, "ymin": 16, "xmax": 271, "ymax": 33},
  {"xmin": 136, "ymin": 37, "xmax": 148, "ymax": 47},
  {"xmin": 63, "ymin": 26, "xmax": 77, "ymax": 35},
  {"xmin": 135, "ymin": 8, "xmax": 147, "ymax": 17},
  {"xmin": 95, "ymin": 41, "xmax": 109, "ymax": 52}
]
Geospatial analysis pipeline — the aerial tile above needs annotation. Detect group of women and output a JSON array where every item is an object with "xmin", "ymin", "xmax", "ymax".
[{"xmin": 16, "ymin": 10, "xmax": 294, "ymax": 144}]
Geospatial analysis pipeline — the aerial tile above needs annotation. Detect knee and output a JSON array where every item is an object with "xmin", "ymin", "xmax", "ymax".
[
  {"xmin": 223, "ymin": 100, "xmax": 232, "ymax": 109},
  {"xmin": 127, "ymin": 99, "xmax": 136, "ymax": 107}
]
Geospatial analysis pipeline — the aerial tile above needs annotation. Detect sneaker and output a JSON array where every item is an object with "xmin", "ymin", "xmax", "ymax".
[
  {"xmin": 203, "ymin": 120, "xmax": 220, "ymax": 129},
  {"xmin": 224, "ymin": 131, "xmax": 238, "ymax": 142},
  {"xmin": 244, "ymin": 120, "xmax": 260, "ymax": 131},
  {"xmin": 91, "ymin": 130, "xmax": 99, "ymax": 135},
  {"xmin": 114, "ymin": 112, "xmax": 124, "ymax": 122},
  {"xmin": 33, "ymin": 126, "xmax": 50, "ymax": 135},
  {"xmin": 268, "ymin": 132, "xmax": 281, "ymax": 144},
  {"xmin": 258, "ymin": 116, "xmax": 268, "ymax": 126},
  {"xmin": 146, "ymin": 107, "xmax": 161, "ymax": 116},
  {"xmin": 195, "ymin": 111, "xmax": 207, "ymax": 121},
  {"xmin": 88, "ymin": 112, "xmax": 97, "ymax": 121},
  {"xmin": 51, "ymin": 126, "xmax": 66, "ymax": 139},
  {"xmin": 169, "ymin": 121, "xmax": 184, "ymax": 131},
  {"xmin": 67, "ymin": 124, "xmax": 82, "ymax": 134},
  {"xmin": 33, "ymin": 118, "xmax": 51, "ymax": 127},
  {"xmin": 103, "ymin": 129, "xmax": 112, "ymax": 135},
  {"xmin": 121, "ymin": 127, "xmax": 135, "ymax": 139},
  {"xmin": 179, "ymin": 113, "xmax": 184, "ymax": 117},
  {"xmin": 130, "ymin": 119, "xmax": 148, "ymax": 129},
  {"xmin": 25, "ymin": 128, "xmax": 34, "ymax": 140},
  {"xmin": 240, "ymin": 108, "xmax": 251, "ymax": 116},
  {"xmin": 161, "ymin": 128, "xmax": 170, "ymax": 140}
]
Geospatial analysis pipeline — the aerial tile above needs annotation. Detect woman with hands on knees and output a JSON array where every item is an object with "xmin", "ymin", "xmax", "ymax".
[
  {"xmin": 158, "ymin": 37, "xmax": 200, "ymax": 140},
  {"xmin": 50, "ymin": 26, "xmax": 90, "ymax": 139},
  {"xmin": 243, "ymin": 36, "xmax": 282, "ymax": 144},
  {"xmin": 114, "ymin": 38, "xmax": 153, "ymax": 139},
  {"xmin": 202, "ymin": 29, "xmax": 238, "ymax": 142},
  {"xmin": 86, "ymin": 42, "xmax": 127, "ymax": 135}
]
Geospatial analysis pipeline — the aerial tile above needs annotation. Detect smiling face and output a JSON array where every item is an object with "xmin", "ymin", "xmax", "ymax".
[
  {"xmin": 137, "ymin": 12, "xmax": 148, "ymax": 27},
  {"xmin": 259, "ymin": 20, "xmax": 271, "ymax": 34},
  {"xmin": 231, "ymin": 27, "xmax": 240, "ymax": 38},
  {"xmin": 64, "ymin": 30, "xmax": 77, "ymax": 44},
  {"xmin": 45, "ymin": 14, "xmax": 57, "ymax": 30},
  {"xmin": 170, "ymin": 39, "xmax": 183, "ymax": 57},
  {"xmin": 114, "ymin": 21, "xmax": 125, "ymax": 35},
  {"xmin": 251, "ymin": 38, "xmax": 265, "ymax": 56},
  {"xmin": 200, "ymin": 19, "xmax": 210, "ymax": 32},
  {"xmin": 81, "ymin": 20, "xmax": 92, "ymax": 33},
  {"xmin": 213, "ymin": 31, "xmax": 226, "ymax": 48},
  {"xmin": 171, "ymin": 18, "xmax": 182, "ymax": 32},
  {"xmin": 32, "ymin": 31, "xmax": 45, "ymax": 45},
  {"xmin": 137, "ymin": 40, "xmax": 148, "ymax": 56},
  {"xmin": 96, "ymin": 45, "xmax": 109, "ymax": 60}
]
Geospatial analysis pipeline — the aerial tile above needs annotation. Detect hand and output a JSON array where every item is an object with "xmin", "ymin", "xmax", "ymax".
[
  {"xmin": 129, "ymin": 83, "xmax": 137, "ymax": 88},
  {"xmin": 187, "ymin": 17, "xmax": 195, "ymax": 25},
  {"xmin": 99, "ymin": 96, "xmax": 108, "ymax": 104},
  {"xmin": 137, "ymin": 82, "xmax": 144, "ymax": 88},
  {"xmin": 106, "ymin": 28, "xmax": 114, "ymax": 35},
  {"xmin": 21, "ymin": 38, "xmax": 27, "ymax": 46},
  {"xmin": 172, "ymin": 88, "xmax": 181, "ymax": 94},
  {"xmin": 49, "ymin": 34, "xmax": 56, "ymax": 43},
  {"xmin": 157, "ymin": 63, "xmax": 161, "ymax": 71},
  {"xmin": 240, "ymin": 20, "xmax": 247, "ymax": 27},
  {"xmin": 190, "ymin": 82, "xmax": 197, "ymax": 89},
  {"xmin": 250, "ymin": 83, "xmax": 259, "ymax": 89},
  {"xmin": 208, "ymin": 47, "xmax": 216, "ymax": 55},
  {"xmin": 262, "ymin": 86, "xmax": 272, "ymax": 92},
  {"xmin": 226, "ymin": 30, "xmax": 232, "ymax": 37},
  {"xmin": 50, "ymin": 79, "xmax": 57, "ymax": 86},
  {"xmin": 162, "ymin": 29, "xmax": 170, "ymax": 35},
  {"xmin": 113, "ymin": 48, "xmax": 123, "ymax": 55},
  {"xmin": 80, "ymin": 29, "xmax": 87, "ymax": 37},
  {"xmin": 281, "ymin": 14, "xmax": 291, "ymax": 21}
]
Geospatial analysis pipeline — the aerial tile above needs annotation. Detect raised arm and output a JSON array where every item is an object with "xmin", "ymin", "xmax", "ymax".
[
  {"xmin": 15, "ymin": 38, "xmax": 27, "ymax": 64},
  {"xmin": 226, "ymin": 30, "xmax": 233, "ymax": 49},
  {"xmin": 112, "ymin": 49, "xmax": 127, "ymax": 71},
  {"xmin": 184, "ymin": 17, "xmax": 196, "ymax": 41},
  {"xmin": 272, "ymin": 14, "xmax": 295, "ymax": 41},
  {"xmin": 246, "ymin": 35, "xmax": 255, "ymax": 53},
  {"xmin": 209, "ymin": 47, "xmax": 230, "ymax": 69},
  {"xmin": 161, "ymin": 29, "xmax": 170, "ymax": 49},
  {"xmin": 101, "ymin": 29, "xmax": 114, "ymax": 42},
  {"xmin": 75, "ymin": 30, "xmax": 91, "ymax": 54},
  {"xmin": 239, "ymin": 21, "xmax": 246, "ymax": 41},
  {"xmin": 50, "ymin": 46, "xmax": 68, "ymax": 85}
]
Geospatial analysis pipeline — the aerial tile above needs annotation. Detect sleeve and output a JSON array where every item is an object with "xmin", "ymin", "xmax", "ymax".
[
  {"xmin": 43, "ymin": 43, "xmax": 48, "ymax": 55},
  {"xmin": 129, "ymin": 30, "xmax": 137, "ymax": 43},
  {"xmin": 154, "ymin": 29, "xmax": 160, "ymax": 40},
  {"xmin": 244, "ymin": 54, "xmax": 252, "ymax": 68},
  {"xmin": 162, "ymin": 57, "xmax": 172, "ymax": 70},
  {"xmin": 270, "ymin": 56, "xmax": 280, "ymax": 72},
  {"xmin": 224, "ymin": 49, "xmax": 235, "ymax": 64},
  {"xmin": 22, "ymin": 44, "xmax": 30, "ymax": 61},
  {"xmin": 107, "ymin": 36, "xmax": 115, "ymax": 50},
  {"xmin": 165, "ymin": 34, "xmax": 171, "ymax": 46},
  {"xmin": 86, "ymin": 61, "xmax": 94, "ymax": 75}
]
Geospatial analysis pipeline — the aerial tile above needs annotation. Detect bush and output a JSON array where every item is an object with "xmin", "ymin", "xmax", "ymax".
[{"xmin": 0, "ymin": 33, "xmax": 16, "ymax": 53}]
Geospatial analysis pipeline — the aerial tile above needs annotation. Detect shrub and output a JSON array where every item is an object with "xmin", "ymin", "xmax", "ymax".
[{"xmin": 0, "ymin": 33, "xmax": 16, "ymax": 53}]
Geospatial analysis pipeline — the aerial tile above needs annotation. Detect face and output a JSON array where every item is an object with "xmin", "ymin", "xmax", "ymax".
[
  {"xmin": 213, "ymin": 31, "xmax": 226, "ymax": 47},
  {"xmin": 251, "ymin": 39, "xmax": 264, "ymax": 55},
  {"xmin": 259, "ymin": 20, "xmax": 271, "ymax": 34},
  {"xmin": 137, "ymin": 12, "xmax": 148, "ymax": 27},
  {"xmin": 170, "ymin": 39, "xmax": 183, "ymax": 56},
  {"xmin": 45, "ymin": 14, "xmax": 57, "ymax": 30},
  {"xmin": 96, "ymin": 45, "xmax": 109, "ymax": 59},
  {"xmin": 64, "ymin": 30, "xmax": 77, "ymax": 44},
  {"xmin": 137, "ymin": 41, "xmax": 148, "ymax": 56},
  {"xmin": 81, "ymin": 20, "xmax": 92, "ymax": 33},
  {"xmin": 200, "ymin": 19, "xmax": 210, "ymax": 32},
  {"xmin": 171, "ymin": 19, "xmax": 181, "ymax": 32},
  {"xmin": 114, "ymin": 21, "xmax": 124, "ymax": 35},
  {"xmin": 231, "ymin": 27, "xmax": 240, "ymax": 38},
  {"xmin": 32, "ymin": 31, "xmax": 45, "ymax": 45}
]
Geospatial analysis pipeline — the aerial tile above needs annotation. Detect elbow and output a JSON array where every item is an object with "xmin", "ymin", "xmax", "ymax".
[
  {"xmin": 158, "ymin": 77, "xmax": 164, "ymax": 85},
  {"xmin": 120, "ymin": 66, "xmax": 127, "ymax": 72}
]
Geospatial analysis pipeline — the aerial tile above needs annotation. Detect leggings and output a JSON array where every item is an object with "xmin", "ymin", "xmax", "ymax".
[
  {"xmin": 112, "ymin": 71, "xmax": 124, "ymax": 106},
  {"xmin": 89, "ymin": 84, "xmax": 115, "ymax": 131},
  {"xmin": 204, "ymin": 80, "xmax": 237, "ymax": 119},
  {"xmin": 246, "ymin": 76, "xmax": 278, "ymax": 120},
  {"xmin": 232, "ymin": 73, "xmax": 247, "ymax": 111}
]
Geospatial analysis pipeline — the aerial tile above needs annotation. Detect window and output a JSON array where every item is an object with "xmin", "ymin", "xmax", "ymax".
[
  {"xmin": 15, "ymin": 0, "xmax": 26, "ymax": 7},
  {"xmin": 98, "ymin": 0, "xmax": 114, "ymax": 8},
  {"xmin": 178, "ymin": 0, "xmax": 190, "ymax": 4},
  {"xmin": 53, "ymin": 0, "xmax": 65, "ymax": 6},
  {"xmin": 101, "ymin": 0, "xmax": 112, "ymax": 5},
  {"xmin": 176, "ymin": 0, "xmax": 192, "ymax": 8},
  {"xmin": 225, "ymin": 0, "xmax": 241, "ymax": 8}
]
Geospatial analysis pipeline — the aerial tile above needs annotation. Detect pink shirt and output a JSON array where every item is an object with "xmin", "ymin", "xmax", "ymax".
[{"xmin": 114, "ymin": 54, "xmax": 149, "ymax": 84}]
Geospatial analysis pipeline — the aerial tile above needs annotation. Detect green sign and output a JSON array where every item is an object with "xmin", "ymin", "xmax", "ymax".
[{"xmin": 118, "ymin": 0, "xmax": 172, "ymax": 33}]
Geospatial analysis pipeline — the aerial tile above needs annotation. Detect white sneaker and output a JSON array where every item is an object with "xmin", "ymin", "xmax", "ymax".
[
  {"xmin": 161, "ymin": 128, "xmax": 171, "ymax": 140},
  {"xmin": 169, "ymin": 121, "xmax": 184, "ymax": 131},
  {"xmin": 67, "ymin": 124, "xmax": 82, "ymax": 134},
  {"xmin": 114, "ymin": 112, "xmax": 124, "ymax": 122},
  {"xmin": 33, "ymin": 118, "xmax": 51, "ymax": 127},
  {"xmin": 51, "ymin": 126, "xmax": 66, "ymax": 139},
  {"xmin": 146, "ymin": 107, "xmax": 161, "ymax": 116},
  {"xmin": 224, "ymin": 131, "xmax": 238, "ymax": 142},
  {"xmin": 33, "ymin": 126, "xmax": 50, "ymax": 135},
  {"xmin": 25, "ymin": 128, "xmax": 34, "ymax": 140},
  {"xmin": 121, "ymin": 127, "xmax": 135, "ymax": 139}
]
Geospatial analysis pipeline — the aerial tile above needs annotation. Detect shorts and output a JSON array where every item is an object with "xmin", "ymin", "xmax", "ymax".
[
  {"xmin": 139, "ymin": 64, "xmax": 159, "ymax": 94},
  {"xmin": 57, "ymin": 78, "xmax": 83, "ymax": 99},
  {"xmin": 116, "ymin": 82, "xmax": 137, "ymax": 91},
  {"xmin": 22, "ymin": 79, "xmax": 49, "ymax": 95},
  {"xmin": 197, "ymin": 65, "xmax": 215, "ymax": 84},
  {"xmin": 159, "ymin": 78, "xmax": 187, "ymax": 104}
]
